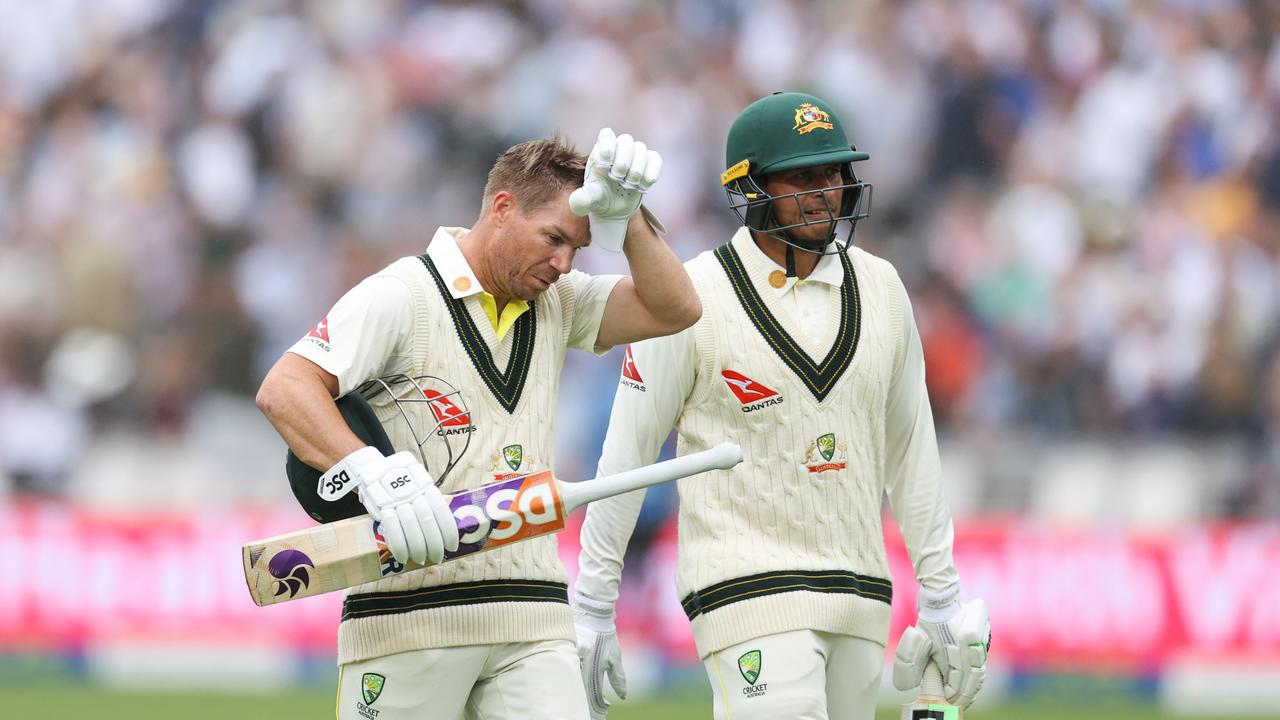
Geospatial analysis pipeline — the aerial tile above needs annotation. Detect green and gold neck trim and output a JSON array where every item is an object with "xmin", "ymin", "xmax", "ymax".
[
  {"xmin": 713, "ymin": 242, "xmax": 860, "ymax": 402},
  {"xmin": 418, "ymin": 254, "xmax": 535, "ymax": 414}
]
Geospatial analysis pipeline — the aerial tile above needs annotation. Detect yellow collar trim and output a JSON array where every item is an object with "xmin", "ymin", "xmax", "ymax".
[{"xmin": 477, "ymin": 292, "xmax": 530, "ymax": 340}]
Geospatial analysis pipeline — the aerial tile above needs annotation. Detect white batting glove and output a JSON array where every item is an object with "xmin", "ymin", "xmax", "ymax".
[
  {"xmin": 320, "ymin": 447, "xmax": 460, "ymax": 566},
  {"xmin": 573, "ymin": 591, "xmax": 627, "ymax": 719},
  {"xmin": 902, "ymin": 586, "xmax": 990, "ymax": 708},
  {"xmin": 568, "ymin": 128, "xmax": 662, "ymax": 253}
]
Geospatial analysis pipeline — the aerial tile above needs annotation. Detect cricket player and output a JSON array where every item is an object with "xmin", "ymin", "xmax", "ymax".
[
  {"xmin": 255, "ymin": 129, "xmax": 700, "ymax": 720},
  {"xmin": 573, "ymin": 93, "xmax": 991, "ymax": 720}
]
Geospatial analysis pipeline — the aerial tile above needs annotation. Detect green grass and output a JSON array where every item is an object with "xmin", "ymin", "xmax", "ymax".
[{"xmin": 0, "ymin": 688, "xmax": 1265, "ymax": 720}]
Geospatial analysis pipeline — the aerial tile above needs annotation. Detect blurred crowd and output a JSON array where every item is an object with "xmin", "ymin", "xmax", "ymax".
[{"xmin": 0, "ymin": 0, "xmax": 1277, "ymax": 513}]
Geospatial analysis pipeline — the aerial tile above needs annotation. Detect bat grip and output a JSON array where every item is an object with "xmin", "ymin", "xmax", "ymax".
[{"xmin": 922, "ymin": 661, "xmax": 945, "ymax": 700}]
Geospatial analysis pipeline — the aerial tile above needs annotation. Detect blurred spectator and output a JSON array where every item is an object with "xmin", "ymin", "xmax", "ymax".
[{"xmin": 0, "ymin": 0, "xmax": 1276, "ymax": 516}]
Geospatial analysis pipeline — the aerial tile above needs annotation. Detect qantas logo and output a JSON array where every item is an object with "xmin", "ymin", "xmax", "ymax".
[
  {"xmin": 307, "ymin": 317, "xmax": 330, "ymax": 342},
  {"xmin": 722, "ymin": 370, "xmax": 783, "ymax": 413},
  {"xmin": 622, "ymin": 345, "xmax": 643, "ymax": 382},
  {"xmin": 305, "ymin": 316, "xmax": 331, "ymax": 348},
  {"xmin": 620, "ymin": 345, "xmax": 645, "ymax": 392},
  {"xmin": 423, "ymin": 389, "xmax": 473, "ymax": 433}
]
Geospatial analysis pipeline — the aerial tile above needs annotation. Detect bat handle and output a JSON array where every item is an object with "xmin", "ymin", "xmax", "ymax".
[
  {"xmin": 922, "ymin": 661, "xmax": 945, "ymax": 700},
  {"xmin": 704, "ymin": 441, "xmax": 745, "ymax": 470}
]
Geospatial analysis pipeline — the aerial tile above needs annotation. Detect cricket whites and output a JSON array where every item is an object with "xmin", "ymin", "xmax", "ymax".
[{"xmin": 244, "ymin": 442, "xmax": 744, "ymax": 606}]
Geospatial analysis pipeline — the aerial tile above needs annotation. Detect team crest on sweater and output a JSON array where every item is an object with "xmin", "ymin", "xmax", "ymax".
[
  {"xmin": 489, "ymin": 443, "xmax": 534, "ymax": 480},
  {"xmin": 721, "ymin": 370, "xmax": 784, "ymax": 413},
  {"xmin": 803, "ymin": 433, "xmax": 847, "ymax": 473}
]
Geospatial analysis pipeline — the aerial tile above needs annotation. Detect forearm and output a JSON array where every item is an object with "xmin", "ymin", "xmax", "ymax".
[
  {"xmin": 621, "ymin": 211, "xmax": 700, "ymax": 331},
  {"xmin": 577, "ymin": 332, "xmax": 693, "ymax": 603},
  {"xmin": 256, "ymin": 353, "xmax": 365, "ymax": 470},
  {"xmin": 886, "ymin": 283, "xmax": 959, "ymax": 593}
]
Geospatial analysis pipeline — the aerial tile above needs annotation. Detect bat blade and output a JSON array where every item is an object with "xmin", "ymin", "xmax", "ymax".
[
  {"xmin": 900, "ymin": 662, "xmax": 962, "ymax": 720},
  {"xmin": 244, "ymin": 444, "xmax": 742, "ymax": 606}
]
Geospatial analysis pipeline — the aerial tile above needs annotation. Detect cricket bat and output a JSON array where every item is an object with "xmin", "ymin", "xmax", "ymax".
[
  {"xmin": 243, "ymin": 442, "xmax": 743, "ymax": 606},
  {"xmin": 901, "ymin": 662, "xmax": 962, "ymax": 720}
]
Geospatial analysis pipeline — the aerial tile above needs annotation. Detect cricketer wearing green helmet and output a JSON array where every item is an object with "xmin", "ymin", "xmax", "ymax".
[
  {"xmin": 575, "ymin": 89, "xmax": 991, "ymax": 720},
  {"xmin": 721, "ymin": 91, "xmax": 873, "ymax": 275}
]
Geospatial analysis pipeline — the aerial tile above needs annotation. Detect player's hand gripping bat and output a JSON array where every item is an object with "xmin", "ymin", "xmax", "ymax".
[
  {"xmin": 244, "ymin": 443, "xmax": 743, "ymax": 606},
  {"xmin": 901, "ymin": 662, "xmax": 962, "ymax": 720}
]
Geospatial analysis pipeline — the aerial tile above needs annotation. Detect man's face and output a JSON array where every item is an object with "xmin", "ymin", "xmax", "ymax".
[
  {"xmin": 760, "ymin": 163, "xmax": 845, "ymax": 244},
  {"xmin": 497, "ymin": 188, "xmax": 590, "ymax": 301}
]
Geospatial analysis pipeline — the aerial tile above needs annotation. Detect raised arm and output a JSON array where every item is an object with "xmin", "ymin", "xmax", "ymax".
[
  {"xmin": 569, "ymin": 128, "xmax": 701, "ymax": 349},
  {"xmin": 593, "ymin": 212, "xmax": 700, "ymax": 348}
]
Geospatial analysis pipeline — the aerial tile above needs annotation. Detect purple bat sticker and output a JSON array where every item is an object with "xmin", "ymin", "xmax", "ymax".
[
  {"xmin": 268, "ymin": 549, "xmax": 315, "ymax": 598},
  {"xmin": 374, "ymin": 471, "xmax": 563, "ymax": 577}
]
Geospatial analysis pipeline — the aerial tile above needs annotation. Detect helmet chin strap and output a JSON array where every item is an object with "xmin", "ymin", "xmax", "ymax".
[{"xmin": 774, "ymin": 227, "xmax": 834, "ymax": 277}]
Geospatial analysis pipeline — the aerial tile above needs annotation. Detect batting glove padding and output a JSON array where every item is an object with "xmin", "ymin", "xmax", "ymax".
[
  {"xmin": 328, "ymin": 446, "xmax": 460, "ymax": 566},
  {"xmin": 573, "ymin": 592, "xmax": 627, "ymax": 720},
  {"xmin": 898, "ymin": 587, "xmax": 990, "ymax": 708},
  {"xmin": 569, "ymin": 128, "xmax": 662, "ymax": 253}
]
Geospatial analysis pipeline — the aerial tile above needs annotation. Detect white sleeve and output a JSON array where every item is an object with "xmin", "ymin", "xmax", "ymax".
[
  {"xmin": 884, "ymin": 280, "xmax": 960, "ymax": 595},
  {"xmin": 287, "ymin": 275, "xmax": 416, "ymax": 397},
  {"xmin": 574, "ymin": 325, "xmax": 696, "ymax": 604},
  {"xmin": 560, "ymin": 269, "xmax": 625, "ymax": 355}
]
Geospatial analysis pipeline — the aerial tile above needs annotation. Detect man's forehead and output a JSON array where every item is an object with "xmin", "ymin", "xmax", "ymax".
[{"xmin": 544, "ymin": 220, "xmax": 590, "ymax": 247}]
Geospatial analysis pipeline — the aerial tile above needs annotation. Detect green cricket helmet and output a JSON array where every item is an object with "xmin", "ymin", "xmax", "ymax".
[
  {"xmin": 722, "ymin": 92, "xmax": 873, "ymax": 253},
  {"xmin": 285, "ymin": 375, "xmax": 471, "ymax": 523}
]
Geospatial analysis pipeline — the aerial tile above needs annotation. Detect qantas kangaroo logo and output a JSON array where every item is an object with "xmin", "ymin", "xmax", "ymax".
[
  {"xmin": 721, "ymin": 370, "xmax": 783, "ymax": 413},
  {"xmin": 620, "ymin": 345, "xmax": 646, "ymax": 392},
  {"xmin": 423, "ymin": 389, "xmax": 474, "ymax": 435}
]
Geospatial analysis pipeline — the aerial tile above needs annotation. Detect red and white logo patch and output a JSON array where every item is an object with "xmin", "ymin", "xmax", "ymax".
[
  {"xmin": 619, "ymin": 345, "xmax": 646, "ymax": 392},
  {"xmin": 424, "ymin": 389, "xmax": 470, "ymax": 427},
  {"xmin": 622, "ymin": 345, "xmax": 644, "ymax": 383},
  {"xmin": 722, "ymin": 370, "xmax": 783, "ymax": 413},
  {"xmin": 307, "ymin": 316, "xmax": 330, "ymax": 342},
  {"xmin": 721, "ymin": 370, "xmax": 777, "ymax": 403}
]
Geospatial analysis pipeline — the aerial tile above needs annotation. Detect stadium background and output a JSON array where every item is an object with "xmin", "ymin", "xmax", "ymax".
[{"xmin": 1, "ymin": 0, "xmax": 1278, "ymax": 717}]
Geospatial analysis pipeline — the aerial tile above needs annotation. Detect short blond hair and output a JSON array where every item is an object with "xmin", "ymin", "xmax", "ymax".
[{"xmin": 481, "ymin": 136, "xmax": 586, "ymax": 215}]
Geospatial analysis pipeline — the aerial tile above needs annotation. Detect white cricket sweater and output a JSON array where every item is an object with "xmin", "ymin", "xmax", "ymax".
[
  {"xmin": 576, "ymin": 228, "xmax": 958, "ymax": 657},
  {"xmin": 292, "ymin": 228, "xmax": 620, "ymax": 664}
]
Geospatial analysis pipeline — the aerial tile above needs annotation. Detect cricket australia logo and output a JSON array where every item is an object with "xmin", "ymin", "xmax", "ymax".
[
  {"xmin": 804, "ymin": 433, "xmax": 848, "ymax": 474},
  {"xmin": 503, "ymin": 444, "xmax": 522, "ymax": 472},
  {"xmin": 738, "ymin": 650, "xmax": 767, "ymax": 698},
  {"xmin": 357, "ymin": 672, "xmax": 385, "ymax": 718},
  {"xmin": 793, "ymin": 103, "xmax": 833, "ymax": 135},
  {"xmin": 490, "ymin": 444, "xmax": 532, "ymax": 480},
  {"xmin": 362, "ymin": 673, "xmax": 385, "ymax": 704}
]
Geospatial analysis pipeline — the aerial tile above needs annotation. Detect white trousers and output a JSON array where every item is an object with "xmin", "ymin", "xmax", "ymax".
[
  {"xmin": 704, "ymin": 630, "xmax": 884, "ymax": 720},
  {"xmin": 337, "ymin": 639, "xmax": 588, "ymax": 720}
]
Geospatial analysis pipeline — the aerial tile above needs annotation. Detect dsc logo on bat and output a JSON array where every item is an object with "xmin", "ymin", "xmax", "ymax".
[{"xmin": 375, "ymin": 471, "xmax": 566, "ymax": 576}]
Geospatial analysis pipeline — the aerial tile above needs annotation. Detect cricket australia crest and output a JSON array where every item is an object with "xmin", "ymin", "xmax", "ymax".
[
  {"xmin": 503, "ymin": 444, "xmax": 523, "ymax": 472},
  {"xmin": 804, "ymin": 433, "xmax": 848, "ymax": 473},
  {"xmin": 490, "ymin": 444, "xmax": 534, "ymax": 480},
  {"xmin": 361, "ymin": 673, "xmax": 385, "ymax": 705},
  {"xmin": 793, "ymin": 103, "xmax": 833, "ymax": 135}
]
